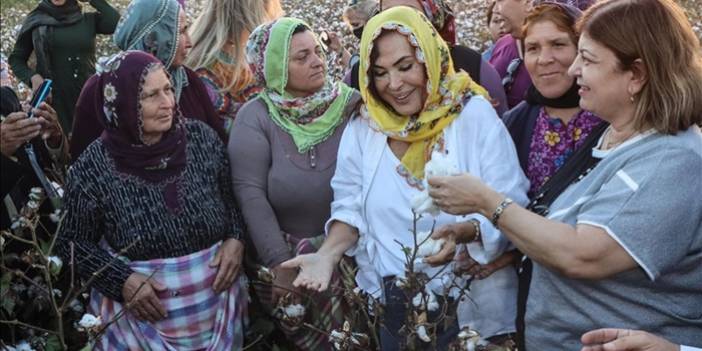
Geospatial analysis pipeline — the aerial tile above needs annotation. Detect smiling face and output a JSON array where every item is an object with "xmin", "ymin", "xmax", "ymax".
[
  {"xmin": 524, "ymin": 20, "xmax": 577, "ymax": 99},
  {"xmin": 568, "ymin": 33, "xmax": 635, "ymax": 122},
  {"xmin": 494, "ymin": 0, "xmax": 531, "ymax": 36},
  {"xmin": 285, "ymin": 29, "xmax": 326, "ymax": 97},
  {"xmin": 171, "ymin": 9, "xmax": 192, "ymax": 68},
  {"xmin": 140, "ymin": 68, "xmax": 175, "ymax": 145},
  {"xmin": 371, "ymin": 31, "xmax": 428, "ymax": 117}
]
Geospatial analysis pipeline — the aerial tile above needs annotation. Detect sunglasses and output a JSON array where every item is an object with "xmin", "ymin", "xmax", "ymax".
[{"xmin": 501, "ymin": 57, "xmax": 522, "ymax": 92}]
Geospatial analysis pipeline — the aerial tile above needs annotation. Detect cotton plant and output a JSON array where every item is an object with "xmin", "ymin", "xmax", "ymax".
[{"xmin": 411, "ymin": 150, "xmax": 460, "ymax": 217}]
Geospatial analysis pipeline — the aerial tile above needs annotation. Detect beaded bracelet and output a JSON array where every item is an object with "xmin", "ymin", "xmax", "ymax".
[{"xmin": 468, "ymin": 218, "xmax": 482, "ymax": 243}]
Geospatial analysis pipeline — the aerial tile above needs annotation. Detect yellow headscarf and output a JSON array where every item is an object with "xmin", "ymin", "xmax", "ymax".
[{"xmin": 359, "ymin": 6, "xmax": 488, "ymax": 180}]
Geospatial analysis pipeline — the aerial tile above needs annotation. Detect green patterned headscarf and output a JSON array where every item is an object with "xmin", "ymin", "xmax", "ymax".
[
  {"xmin": 113, "ymin": 0, "xmax": 188, "ymax": 101},
  {"xmin": 246, "ymin": 17, "xmax": 354, "ymax": 153}
]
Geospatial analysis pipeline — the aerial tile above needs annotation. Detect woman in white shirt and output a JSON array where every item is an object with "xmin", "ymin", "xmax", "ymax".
[{"xmin": 282, "ymin": 6, "xmax": 528, "ymax": 349}]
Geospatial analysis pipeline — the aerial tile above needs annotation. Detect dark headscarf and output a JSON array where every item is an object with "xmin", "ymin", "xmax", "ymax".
[
  {"xmin": 18, "ymin": 0, "xmax": 83, "ymax": 78},
  {"xmin": 98, "ymin": 51, "xmax": 187, "ymax": 210}
]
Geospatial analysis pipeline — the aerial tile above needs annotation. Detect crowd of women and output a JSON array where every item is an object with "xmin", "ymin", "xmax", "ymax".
[{"xmin": 1, "ymin": 0, "xmax": 700, "ymax": 350}]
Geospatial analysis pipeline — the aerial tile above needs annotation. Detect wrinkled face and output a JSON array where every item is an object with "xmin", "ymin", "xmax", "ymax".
[
  {"xmin": 371, "ymin": 31, "xmax": 428, "ymax": 117},
  {"xmin": 286, "ymin": 30, "xmax": 326, "ymax": 97},
  {"xmin": 381, "ymin": 0, "xmax": 422, "ymax": 11},
  {"xmin": 494, "ymin": 0, "xmax": 530, "ymax": 36},
  {"xmin": 568, "ymin": 33, "xmax": 634, "ymax": 122},
  {"xmin": 524, "ymin": 20, "xmax": 577, "ymax": 99},
  {"xmin": 171, "ymin": 9, "xmax": 192, "ymax": 68},
  {"xmin": 140, "ymin": 68, "xmax": 175, "ymax": 144},
  {"xmin": 346, "ymin": 11, "xmax": 367, "ymax": 30},
  {"xmin": 50, "ymin": 0, "xmax": 67, "ymax": 6},
  {"xmin": 489, "ymin": 12, "xmax": 511, "ymax": 42}
]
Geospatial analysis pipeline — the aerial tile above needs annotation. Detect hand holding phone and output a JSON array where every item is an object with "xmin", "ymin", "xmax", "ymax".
[{"xmin": 28, "ymin": 79, "xmax": 53, "ymax": 119}]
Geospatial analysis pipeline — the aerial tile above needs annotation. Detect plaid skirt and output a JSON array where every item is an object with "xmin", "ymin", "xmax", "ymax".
[{"xmin": 90, "ymin": 241, "xmax": 248, "ymax": 350}]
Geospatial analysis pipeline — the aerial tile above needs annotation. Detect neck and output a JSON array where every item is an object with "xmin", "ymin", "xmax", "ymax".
[
  {"xmin": 142, "ymin": 133, "xmax": 163, "ymax": 145},
  {"xmin": 545, "ymin": 106, "xmax": 581, "ymax": 124}
]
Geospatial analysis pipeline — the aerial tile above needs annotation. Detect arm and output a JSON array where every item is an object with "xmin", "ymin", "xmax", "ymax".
[
  {"xmin": 54, "ymin": 173, "xmax": 133, "ymax": 302},
  {"xmin": 8, "ymin": 32, "xmax": 38, "ymax": 86},
  {"xmin": 430, "ymin": 148, "xmax": 701, "ymax": 280},
  {"xmin": 89, "ymin": 0, "xmax": 121, "ymax": 34},
  {"xmin": 228, "ymin": 103, "xmax": 291, "ymax": 268}
]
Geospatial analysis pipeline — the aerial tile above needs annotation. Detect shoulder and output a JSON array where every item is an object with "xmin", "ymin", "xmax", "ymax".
[
  {"xmin": 68, "ymin": 140, "xmax": 110, "ymax": 187},
  {"xmin": 503, "ymin": 101, "xmax": 537, "ymax": 127},
  {"xmin": 493, "ymin": 35, "xmax": 517, "ymax": 53},
  {"xmin": 235, "ymin": 96, "xmax": 269, "ymax": 124},
  {"xmin": 184, "ymin": 118, "xmax": 221, "ymax": 143}
]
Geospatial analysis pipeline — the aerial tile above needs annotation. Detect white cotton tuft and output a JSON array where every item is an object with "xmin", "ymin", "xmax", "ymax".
[
  {"xmin": 415, "ymin": 230, "xmax": 445, "ymax": 257},
  {"xmin": 282, "ymin": 304, "xmax": 306, "ymax": 318},
  {"xmin": 411, "ymin": 151, "xmax": 459, "ymax": 217},
  {"xmin": 416, "ymin": 325, "xmax": 431, "ymax": 342},
  {"xmin": 78, "ymin": 313, "xmax": 102, "ymax": 329}
]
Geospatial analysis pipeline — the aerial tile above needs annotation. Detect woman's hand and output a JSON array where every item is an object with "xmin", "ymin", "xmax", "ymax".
[
  {"xmin": 0, "ymin": 112, "xmax": 42, "ymax": 157},
  {"xmin": 271, "ymin": 265, "xmax": 300, "ymax": 304},
  {"xmin": 428, "ymin": 174, "xmax": 500, "ymax": 217},
  {"xmin": 280, "ymin": 252, "xmax": 337, "ymax": 292},
  {"xmin": 32, "ymin": 102, "xmax": 63, "ymax": 146},
  {"xmin": 581, "ymin": 328, "xmax": 680, "ymax": 351},
  {"xmin": 423, "ymin": 224, "xmax": 459, "ymax": 266},
  {"xmin": 30, "ymin": 74, "xmax": 44, "ymax": 93},
  {"xmin": 122, "ymin": 273, "xmax": 168, "ymax": 322},
  {"xmin": 209, "ymin": 238, "xmax": 244, "ymax": 293}
]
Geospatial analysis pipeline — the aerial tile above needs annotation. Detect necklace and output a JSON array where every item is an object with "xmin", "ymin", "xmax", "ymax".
[{"xmin": 601, "ymin": 126, "xmax": 636, "ymax": 150}]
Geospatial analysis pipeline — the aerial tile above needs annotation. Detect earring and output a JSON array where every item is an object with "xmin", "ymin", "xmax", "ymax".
[{"xmin": 630, "ymin": 94, "xmax": 635, "ymax": 102}]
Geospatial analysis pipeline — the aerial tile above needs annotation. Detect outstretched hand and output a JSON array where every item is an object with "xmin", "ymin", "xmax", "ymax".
[
  {"xmin": 280, "ymin": 253, "xmax": 337, "ymax": 292},
  {"xmin": 427, "ymin": 174, "xmax": 493, "ymax": 216}
]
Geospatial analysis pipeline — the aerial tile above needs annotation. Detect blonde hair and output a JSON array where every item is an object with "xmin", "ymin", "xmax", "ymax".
[
  {"xmin": 342, "ymin": 0, "xmax": 379, "ymax": 28},
  {"xmin": 579, "ymin": 0, "xmax": 702, "ymax": 134},
  {"xmin": 185, "ymin": 0, "xmax": 283, "ymax": 92}
]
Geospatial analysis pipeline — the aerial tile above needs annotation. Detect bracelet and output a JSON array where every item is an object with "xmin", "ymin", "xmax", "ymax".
[
  {"xmin": 491, "ymin": 197, "xmax": 514, "ymax": 228},
  {"xmin": 468, "ymin": 219, "xmax": 481, "ymax": 243}
]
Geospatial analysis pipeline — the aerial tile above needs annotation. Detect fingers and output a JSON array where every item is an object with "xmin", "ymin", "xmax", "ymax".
[
  {"xmin": 280, "ymin": 256, "xmax": 302, "ymax": 269},
  {"xmin": 430, "ymin": 225, "xmax": 452, "ymax": 239},
  {"xmin": 581, "ymin": 328, "xmax": 624, "ymax": 344},
  {"xmin": 209, "ymin": 249, "xmax": 221, "ymax": 268},
  {"xmin": 424, "ymin": 241, "xmax": 456, "ymax": 266},
  {"xmin": 427, "ymin": 176, "xmax": 447, "ymax": 188}
]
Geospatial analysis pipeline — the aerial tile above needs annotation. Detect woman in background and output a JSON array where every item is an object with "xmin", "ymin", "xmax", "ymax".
[
  {"xmin": 186, "ymin": 0, "xmax": 283, "ymax": 131},
  {"xmin": 9, "ymin": 0, "xmax": 119, "ymax": 132}
]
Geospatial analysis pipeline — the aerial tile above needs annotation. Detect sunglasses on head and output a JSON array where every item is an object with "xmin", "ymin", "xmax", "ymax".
[{"xmin": 501, "ymin": 57, "xmax": 522, "ymax": 92}]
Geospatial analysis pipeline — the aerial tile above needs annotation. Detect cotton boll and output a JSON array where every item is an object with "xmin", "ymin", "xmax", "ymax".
[
  {"xmin": 415, "ymin": 231, "xmax": 445, "ymax": 257},
  {"xmin": 412, "ymin": 151, "xmax": 460, "ymax": 216},
  {"xmin": 78, "ymin": 313, "xmax": 102, "ymax": 329},
  {"xmin": 282, "ymin": 304, "xmax": 306, "ymax": 318},
  {"xmin": 416, "ymin": 325, "xmax": 431, "ymax": 343}
]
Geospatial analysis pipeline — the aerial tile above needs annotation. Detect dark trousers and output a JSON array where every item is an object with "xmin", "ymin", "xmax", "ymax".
[{"xmin": 379, "ymin": 277, "xmax": 459, "ymax": 351}]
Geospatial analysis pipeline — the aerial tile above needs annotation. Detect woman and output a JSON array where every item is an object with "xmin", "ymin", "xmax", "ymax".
[
  {"xmin": 482, "ymin": 1, "xmax": 512, "ymax": 61},
  {"xmin": 186, "ymin": 0, "xmax": 283, "ymax": 131},
  {"xmin": 348, "ymin": 0, "xmax": 509, "ymax": 116},
  {"xmin": 282, "ymin": 7, "xmax": 528, "ymax": 349},
  {"xmin": 69, "ymin": 0, "xmax": 226, "ymax": 162},
  {"xmin": 229, "ymin": 18, "xmax": 359, "ymax": 350},
  {"xmin": 8, "ymin": 0, "xmax": 119, "ymax": 132},
  {"xmin": 55, "ymin": 51, "xmax": 247, "ymax": 350},
  {"xmin": 428, "ymin": 0, "xmax": 702, "ymax": 349}
]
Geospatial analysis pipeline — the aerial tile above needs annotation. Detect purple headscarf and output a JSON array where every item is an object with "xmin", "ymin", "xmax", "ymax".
[{"xmin": 98, "ymin": 51, "xmax": 187, "ymax": 210}]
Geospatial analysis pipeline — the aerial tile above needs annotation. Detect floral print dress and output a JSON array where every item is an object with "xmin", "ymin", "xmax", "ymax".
[{"xmin": 526, "ymin": 107, "xmax": 601, "ymax": 195}]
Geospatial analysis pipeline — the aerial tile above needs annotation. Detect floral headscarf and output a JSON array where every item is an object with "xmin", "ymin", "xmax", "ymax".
[
  {"xmin": 98, "ymin": 51, "xmax": 187, "ymax": 210},
  {"xmin": 113, "ymin": 0, "xmax": 188, "ymax": 101},
  {"xmin": 418, "ymin": 0, "xmax": 457, "ymax": 46},
  {"xmin": 246, "ymin": 17, "xmax": 355, "ymax": 153},
  {"xmin": 360, "ymin": 6, "xmax": 488, "ymax": 181}
]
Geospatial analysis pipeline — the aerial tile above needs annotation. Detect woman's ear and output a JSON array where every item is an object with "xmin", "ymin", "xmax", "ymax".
[{"xmin": 628, "ymin": 58, "xmax": 647, "ymax": 96}]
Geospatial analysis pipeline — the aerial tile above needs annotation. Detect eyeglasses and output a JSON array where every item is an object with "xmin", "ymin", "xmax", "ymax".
[{"xmin": 501, "ymin": 57, "xmax": 522, "ymax": 92}]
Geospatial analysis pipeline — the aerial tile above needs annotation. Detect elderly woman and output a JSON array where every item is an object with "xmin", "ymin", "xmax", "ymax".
[
  {"xmin": 186, "ymin": 0, "xmax": 283, "ymax": 130},
  {"xmin": 229, "ymin": 18, "xmax": 359, "ymax": 350},
  {"xmin": 428, "ymin": 0, "xmax": 702, "ymax": 349},
  {"xmin": 69, "ymin": 0, "xmax": 225, "ymax": 162},
  {"xmin": 55, "ymin": 51, "xmax": 247, "ymax": 350},
  {"xmin": 8, "ymin": 0, "xmax": 119, "ymax": 132},
  {"xmin": 282, "ymin": 7, "xmax": 528, "ymax": 349}
]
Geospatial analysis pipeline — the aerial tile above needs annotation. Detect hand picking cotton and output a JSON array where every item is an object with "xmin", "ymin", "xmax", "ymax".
[
  {"xmin": 416, "ymin": 230, "xmax": 445, "ymax": 257},
  {"xmin": 411, "ymin": 150, "xmax": 459, "ymax": 216}
]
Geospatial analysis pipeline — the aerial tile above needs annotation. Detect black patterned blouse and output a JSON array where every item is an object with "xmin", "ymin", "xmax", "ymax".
[{"xmin": 56, "ymin": 120, "xmax": 244, "ymax": 302}]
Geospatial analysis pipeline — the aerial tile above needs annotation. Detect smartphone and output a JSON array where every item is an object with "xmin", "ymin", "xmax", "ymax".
[{"xmin": 27, "ymin": 79, "xmax": 52, "ymax": 119}]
